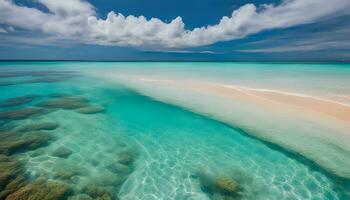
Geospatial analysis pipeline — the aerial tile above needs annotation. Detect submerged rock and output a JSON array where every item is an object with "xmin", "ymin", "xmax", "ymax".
[
  {"xmin": 53, "ymin": 170, "xmax": 78, "ymax": 181},
  {"xmin": 68, "ymin": 194, "xmax": 93, "ymax": 200},
  {"xmin": 5, "ymin": 179, "xmax": 72, "ymax": 200},
  {"xmin": 0, "ymin": 95, "xmax": 39, "ymax": 107},
  {"xmin": 0, "ymin": 107, "xmax": 45, "ymax": 120},
  {"xmin": 198, "ymin": 169, "xmax": 242, "ymax": 199},
  {"xmin": 0, "ymin": 154, "xmax": 23, "ymax": 186},
  {"xmin": 0, "ymin": 132, "xmax": 52, "ymax": 155},
  {"xmin": 51, "ymin": 146, "xmax": 73, "ymax": 158},
  {"xmin": 52, "ymin": 161, "xmax": 84, "ymax": 181},
  {"xmin": 106, "ymin": 162, "xmax": 132, "ymax": 175},
  {"xmin": 0, "ymin": 175, "xmax": 27, "ymax": 199},
  {"xmin": 215, "ymin": 176, "xmax": 238, "ymax": 194},
  {"xmin": 76, "ymin": 106, "xmax": 105, "ymax": 114},
  {"xmin": 28, "ymin": 149, "xmax": 46, "ymax": 158},
  {"xmin": 39, "ymin": 96, "xmax": 90, "ymax": 110},
  {"xmin": 16, "ymin": 122, "xmax": 59, "ymax": 132},
  {"xmin": 117, "ymin": 151, "xmax": 135, "ymax": 166},
  {"xmin": 94, "ymin": 172, "xmax": 124, "ymax": 186},
  {"xmin": 0, "ymin": 154, "xmax": 27, "ymax": 199},
  {"xmin": 82, "ymin": 183, "xmax": 112, "ymax": 200},
  {"xmin": 52, "ymin": 160, "xmax": 87, "ymax": 181}
]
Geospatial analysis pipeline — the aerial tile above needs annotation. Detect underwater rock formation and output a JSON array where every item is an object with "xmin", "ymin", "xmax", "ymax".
[
  {"xmin": 0, "ymin": 154, "xmax": 26, "ymax": 199},
  {"xmin": 52, "ymin": 160, "xmax": 87, "ymax": 181},
  {"xmin": 53, "ymin": 167, "xmax": 80, "ymax": 181},
  {"xmin": 0, "ymin": 70, "xmax": 77, "ymax": 88},
  {"xmin": 0, "ymin": 175, "xmax": 26, "ymax": 200},
  {"xmin": 53, "ymin": 171, "xmax": 77, "ymax": 181},
  {"xmin": 82, "ymin": 183, "xmax": 112, "ymax": 200},
  {"xmin": 215, "ymin": 176, "xmax": 238, "ymax": 194},
  {"xmin": 0, "ymin": 131, "xmax": 52, "ymax": 155},
  {"xmin": 39, "ymin": 96, "xmax": 90, "ymax": 110},
  {"xmin": 0, "ymin": 107, "xmax": 45, "ymax": 120},
  {"xmin": 51, "ymin": 147, "xmax": 73, "ymax": 158},
  {"xmin": 15, "ymin": 122, "xmax": 59, "ymax": 132},
  {"xmin": 0, "ymin": 95, "xmax": 39, "ymax": 108},
  {"xmin": 0, "ymin": 147, "xmax": 72, "ymax": 200},
  {"xmin": 76, "ymin": 106, "xmax": 105, "ymax": 114},
  {"xmin": 67, "ymin": 194, "xmax": 93, "ymax": 200},
  {"xmin": 28, "ymin": 149, "xmax": 46, "ymax": 158},
  {"xmin": 106, "ymin": 162, "xmax": 132, "ymax": 175},
  {"xmin": 117, "ymin": 151, "xmax": 135, "ymax": 166},
  {"xmin": 5, "ymin": 179, "xmax": 72, "ymax": 200},
  {"xmin": 197, "ymin": 169, "xmax": 243, "ymax": 199}
]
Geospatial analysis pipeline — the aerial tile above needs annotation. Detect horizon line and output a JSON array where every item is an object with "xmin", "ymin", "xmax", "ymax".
[{"xmin": 0, "ymin": 60, "xmax": 350, "ymax": 64}]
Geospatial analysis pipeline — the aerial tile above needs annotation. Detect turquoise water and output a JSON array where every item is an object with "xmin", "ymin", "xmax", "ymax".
[{"xmin": 0, "ymin": 62, "xmax": 349, "ymax": 200}]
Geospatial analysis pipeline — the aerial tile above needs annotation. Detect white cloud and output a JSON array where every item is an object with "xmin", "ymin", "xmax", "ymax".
[
  {"xmin": 237, "ymin": 22, "xmax": 350, "ymax": 53},
  {"xmin": 0, "ymin": 0, "xmax": 350, "ymax": 49},
  {"xmin": 38, "ymin": 0, "xmax": 95, "ymax": 17},
  {"xmin": 0, "ymin": 28, "xmax": 7, "ymax": 33}
]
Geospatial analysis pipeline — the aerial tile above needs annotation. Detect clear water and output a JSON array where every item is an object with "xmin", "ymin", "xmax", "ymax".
[
  {"xmin": 0, "ymin": 62, "xmax": 349, "ymax": 200},
  {"xmin": 87, "ymin": 61, "xmax": 350, "ymax": 180}
]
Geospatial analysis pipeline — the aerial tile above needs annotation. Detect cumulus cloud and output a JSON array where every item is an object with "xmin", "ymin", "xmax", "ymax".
[{"xmin": 0, "ymin": 0, "xmax": 350, "ymax": 49}]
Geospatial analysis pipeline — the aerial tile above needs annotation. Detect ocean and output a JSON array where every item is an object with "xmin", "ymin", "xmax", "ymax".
[{"xmin": 0, "ymin": 61, "xmax": 349, "ymax": 200}]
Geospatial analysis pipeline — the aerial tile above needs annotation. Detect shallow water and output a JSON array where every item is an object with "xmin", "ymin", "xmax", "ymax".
[{"xmin": 0, "ymin": 62, "xmax": 349, "ymax": 200}]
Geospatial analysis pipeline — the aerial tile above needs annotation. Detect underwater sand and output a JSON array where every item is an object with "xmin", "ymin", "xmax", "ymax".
[
  {"xmin": 91, "ymin": 62, "xmax": 350, "ymax": 180},
  {"xmin": 0, "ymin": 61, "xmax": 350, "ymax": 200}
]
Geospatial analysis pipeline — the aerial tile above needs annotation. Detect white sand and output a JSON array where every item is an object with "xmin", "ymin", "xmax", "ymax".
[{"xmin": 91, "ymin": 71, "xmax": 350, "ymax": 179}]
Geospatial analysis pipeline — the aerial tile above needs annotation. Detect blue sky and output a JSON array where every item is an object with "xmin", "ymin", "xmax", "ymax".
[{"xmin": 0, "ymin": 0, "xmax": 350, "ymax": 61}]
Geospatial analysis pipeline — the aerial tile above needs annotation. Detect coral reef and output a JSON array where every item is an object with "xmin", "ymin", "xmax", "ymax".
[
  {"xmin": 0, "ymin": 91, "xmax": 135, "ymax": 200},
  {"xmin": 52, "ymin": 160, "xmax": 88, "ymax": 182},
  {"xmin": 5, "ymin": 179, "xmax": 72, "ymax": 200},
  {"xmin": 0, "ymin": 131, "xmax": 52, "ymax": 155},
  {"xmin": 53, "ymin": 168, "xmax": 80, "ymax": 181},
  {"xmin": 82, "ymin": 183, "xmax": 112, "ymax": 200},
  {"xmin": 0, "ymin": 154, "xmax": 26, "ymax": 199}
]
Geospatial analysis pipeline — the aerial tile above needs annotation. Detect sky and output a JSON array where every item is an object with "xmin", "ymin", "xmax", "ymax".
[{"xmin": 0, "ymin": 0, "xmax": 350, "ymax": 61}]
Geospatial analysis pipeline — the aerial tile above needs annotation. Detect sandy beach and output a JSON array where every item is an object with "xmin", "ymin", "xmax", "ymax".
[
  {"xmin": 109, "ymin": 76, "xmax": 350, "ymax": 179},
  {"xmin": 137, "ymin": 78, "xmax": 350, "ymax": 126}
]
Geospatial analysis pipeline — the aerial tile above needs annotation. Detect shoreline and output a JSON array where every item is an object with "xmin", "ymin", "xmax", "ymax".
[
  {"xmin": 138, "ymin": 78, "xmax": 350, "ymax": 126},
  {"xmin": 96, "ymin": 74, "xmax": 350, "ymax": 179}
]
